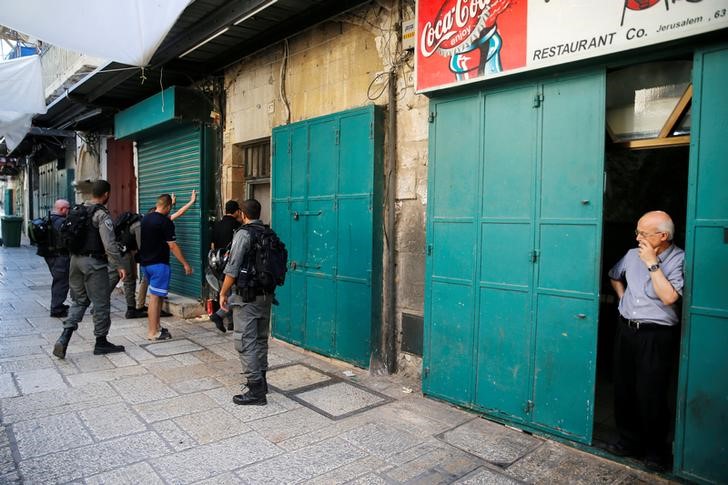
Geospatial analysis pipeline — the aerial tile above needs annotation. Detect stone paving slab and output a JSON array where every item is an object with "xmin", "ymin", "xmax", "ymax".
[
  {"xmin": 267, "ymin": 363, "xmax": 332, "ymax": 391},
  {"xmin": 295, "ymin": 381, "xmax": 385, "ymax": 418},
  {"xmin": 77, "ymin": 402, "xmax": 147, "ymax": 441},
  {"xmin": 143, "ymin": 338, "xmax": 205, "ymax": 356},
  {"xmin": 440, "ymin": 418, "xmax": 543, "ymax": 468},
  {"xmin": 17, "ymin": 431, "xmax": 169, "ymax": 483},
  {"xmin": 12, "ymin": 411, "xmax": 94, "ymax": 460},
  {"xmin": 153, "ymin": 433, "xmax": 283, "ymax": 484},
  {"xmin": 248, "ymin": 406, "xmax": 334, "ymax": 443},
  {"xmin": 0, "ymin": 373, "xmax": 19, "ymax": 399},
  {"xmin": 84, "ymin": 461, "xmax": 166, "ymax": 485},
  {"xmin": 341, "ymin": 423, "xmax": 423, "ymax": 460},
  {"xmin": 238, "ymin": 436, "xmax": 367, "ymax": 484},
  {"xmin": 109, "ymin": 374, "xmax": 178, "ymax": 405},
  {"xmin": 0, "ymin": 382, "xmax": 120, "ymax": 424},
  {"xmin": 133, "ymin": 393, "xmax": 220, "ymax": 423},
  {"xmin": 173, "ymin": 409, "xmax": 251, "ymax": 445}
]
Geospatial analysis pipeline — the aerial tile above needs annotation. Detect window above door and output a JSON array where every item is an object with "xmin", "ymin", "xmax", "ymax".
[{"xmin": 606, "ymin": 60, "xmax": 692, "ymax": 150}]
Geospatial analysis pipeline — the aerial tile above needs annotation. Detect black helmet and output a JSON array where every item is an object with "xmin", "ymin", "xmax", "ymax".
[{"xmin": 207, "ymin": 247, "xmax": 229, "ymax": 279}]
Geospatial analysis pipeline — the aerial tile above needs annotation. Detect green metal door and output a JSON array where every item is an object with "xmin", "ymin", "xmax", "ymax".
[
  {"xmin": 425, "ymin": 70, "xmax": 604, "ymax": 444},
  {"xmin": 531, "ymin": 73, "xmax": 604, "ymax": 443},
  {"xmin": 271, "ymin": 106, "xmax": 383, "ymax": 367},
  {"xmin": 675, "ymin": 44, "xmax": 728, "ymax": 484},
  {"xmin": 137, "ymin": 122, "xmax": 212, "ymax": 299}
]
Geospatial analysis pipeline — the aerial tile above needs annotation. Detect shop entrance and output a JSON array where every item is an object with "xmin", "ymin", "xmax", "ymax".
[{"xmin": 593, "ymin": 59, "xmax": 692, "ymax": 463}]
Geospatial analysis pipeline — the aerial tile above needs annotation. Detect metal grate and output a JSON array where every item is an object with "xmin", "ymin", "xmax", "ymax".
[{"xmin": 241, "ymin": 140, "xmax": 270, "ymax": 179}]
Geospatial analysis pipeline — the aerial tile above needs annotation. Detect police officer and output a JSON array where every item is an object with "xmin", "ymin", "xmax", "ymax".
[
  {"xmin": 218, "ymin": 199, "xmax": 272, "ymax": 406},
  {"xmin": 108, "ymin": 213, "xmax": 146, "ymax": 319},
  {"xmin": 45, "ymin": 199, "xmax": 71, "ymax": 318},
  {"xmin": 53, "ymin": 179, "xmax": 127, "ymax": 359},
  {"xmin": 209, "ymin": 200, "xmax": 242, "ymax": 332}
]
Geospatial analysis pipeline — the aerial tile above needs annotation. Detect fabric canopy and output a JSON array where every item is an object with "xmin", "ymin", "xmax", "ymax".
[
  {"xmin": 0, "ymin": 0, "xmax": 191, "ymax": 67},
  {"xmin": 0, "ymin": 56, "xmax": 46, "ymax": 151}
]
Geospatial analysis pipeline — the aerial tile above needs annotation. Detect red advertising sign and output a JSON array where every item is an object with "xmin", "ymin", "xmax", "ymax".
[
  {"xmin": 416, "ymin": 0, "xmax": 728, "ymax": 93},
  {"xmin": 416, "ymin": 0, "xmax": 528, "ymax": 92}
]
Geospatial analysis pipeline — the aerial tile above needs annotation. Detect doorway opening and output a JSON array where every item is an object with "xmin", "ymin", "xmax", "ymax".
[{"xmin": 594, "ymin": 59, "xmax": 692, "ymax": 464}]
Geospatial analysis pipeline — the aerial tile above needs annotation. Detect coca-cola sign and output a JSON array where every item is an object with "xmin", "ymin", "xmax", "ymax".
[
  {"xmin": 420, "ymin": 0, "xmax": 513, "ymax": 57},
  {"xmin": 416, "ymin": 0, "xmax": 728, "ymax": 93}
]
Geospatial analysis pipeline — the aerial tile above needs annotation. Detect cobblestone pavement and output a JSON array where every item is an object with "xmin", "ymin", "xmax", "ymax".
[{"xmin": 0, "ymin": 245, "xmax": 673, "ymax": 484}]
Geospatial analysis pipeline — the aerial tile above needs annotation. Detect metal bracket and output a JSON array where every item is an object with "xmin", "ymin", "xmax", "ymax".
[
  {"xmin": 533, "ymin": 93, "xmax": 544, "ymax": 108},
  {"xmin": 525, "ymin": 400, "xmax": 535, "ymax": 414},
  {"xmin": 428, "ymin": 112, "xmax": 437, "ymax": 123},
  {"xmin": 530, "ymin": 250, "xmax": 540, "ymax": 263}
]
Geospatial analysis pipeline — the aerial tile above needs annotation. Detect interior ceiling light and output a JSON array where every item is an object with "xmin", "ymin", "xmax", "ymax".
[
  {"xmin": 179, "ymin": 27, "xmax": 230, "ymax": 58},
  {"xmin": 234, "ymin": 0, "xmax": 278, "ymax": 25}
]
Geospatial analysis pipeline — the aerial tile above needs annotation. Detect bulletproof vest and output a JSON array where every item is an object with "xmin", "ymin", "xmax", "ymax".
[{"xmin": 80, "ymin": 205, "xmax": 106, "ymax": 255}]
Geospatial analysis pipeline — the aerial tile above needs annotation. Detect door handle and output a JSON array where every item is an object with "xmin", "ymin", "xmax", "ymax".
[
  {"xmin": 576, "ymin": 313, "xmax": 587, "ymax": 319},
  {"xmin": 292, "ymin": 210, "xmax": 322, "ymax": 221}
]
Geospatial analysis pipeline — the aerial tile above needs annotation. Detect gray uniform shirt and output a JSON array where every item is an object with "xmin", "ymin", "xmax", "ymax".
[
  {"xmin": 223, "ymin": 220, "xmax": 264, "ymax": 305},
  {"xmin": 89, "ymin": 203, "xmax": 123, "ymax": 270},
  {"xmin": 608, "ymin": 244, "xmax": 685, "ymax": 326}
]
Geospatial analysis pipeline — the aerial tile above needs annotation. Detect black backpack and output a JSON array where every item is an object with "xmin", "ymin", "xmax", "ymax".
[
  {"xmin": 58, "ymin": 204, "xmax": 101, "ymax": 254},
  {"xmin": 237, "ymin": 224, "xmax": 288, "ymax": 293},
  {"xmin": 114, "ymin": 211, "xmax": 141, "ymax": 255},
  {"xmin": 29, "ymin": 213, "xmax": 54, "ymax": 257},
  {"xmin": 28, "ymin": 214, "xmax": 51, "ymax": 247}
]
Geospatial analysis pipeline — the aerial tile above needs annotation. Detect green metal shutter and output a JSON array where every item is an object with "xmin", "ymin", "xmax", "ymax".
[{"xmin": 137, "ymin": 123, "xmax": 204, "ymax": 298}]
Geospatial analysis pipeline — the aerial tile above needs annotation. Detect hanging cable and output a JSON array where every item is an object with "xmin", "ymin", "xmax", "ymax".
[{"xmin": 279, "ymin": 39, "xmax": 291, "ymax": 125}]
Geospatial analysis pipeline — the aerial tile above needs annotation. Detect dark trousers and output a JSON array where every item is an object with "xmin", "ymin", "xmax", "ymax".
[
  {"xmin": 44, "ymin": 254, "xmax": 70, "ymax": 313},
  {"xmin": 614, "ymin": 315, "xmax": 678, "ymax": 458}
]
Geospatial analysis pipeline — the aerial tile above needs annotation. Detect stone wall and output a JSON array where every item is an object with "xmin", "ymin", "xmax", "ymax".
[{"xmin": 223, "ymin": 0, "xmax": 428, "ymax": 375}]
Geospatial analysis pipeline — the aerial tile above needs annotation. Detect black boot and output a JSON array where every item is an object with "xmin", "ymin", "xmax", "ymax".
[
  {"xmin": 125, "ymin": 306, "xmax": 147, "ymax": 319},
  {"xmin": 93, "ymin": 336, "xmax": 125, "ymax": 355},
  {"xmin": 53, "ymin": 328, "xmax": 74, "ymax": 359},
  {"xmin": 262, "ymin": 370, "xmax": 269, "ymax": 394},
  {"xmin": 232, "ymin": 380, "xmax": 267, "ymax": 406},
  {"xmin": 210, "ymin": 312, "xmax": 226, "ymax": 333}
]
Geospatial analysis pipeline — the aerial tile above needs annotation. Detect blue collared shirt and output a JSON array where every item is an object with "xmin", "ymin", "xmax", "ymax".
[{"xmin": 608, "ymin": 244, "xmax": 685, "ymax": 326}]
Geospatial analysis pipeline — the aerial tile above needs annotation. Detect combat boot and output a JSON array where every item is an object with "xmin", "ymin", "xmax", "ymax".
[
  {"xmin": 232, "ymin": 380, "xmax": 267, "ymax": 406},
  {"xmin": 53, "ymin": 328, "xmax": 74, "ymax": 359},
  {"xmin": 125, "ymin": 306, "xmax": 147, "ymax": 319},
  {"xmin": 93, "ymin": 336, "xmax": 125, "ymax": 355}
]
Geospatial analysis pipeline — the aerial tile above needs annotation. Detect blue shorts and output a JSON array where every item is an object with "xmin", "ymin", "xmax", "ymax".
[{"xmin": 141, "ymin": 263, "xmax": 171, "ymax": 297}]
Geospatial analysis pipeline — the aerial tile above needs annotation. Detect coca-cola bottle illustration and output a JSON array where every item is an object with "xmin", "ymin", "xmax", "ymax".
[{"xmin": 448, "ymin": 24, "xmax": 503, "ymax": 81}]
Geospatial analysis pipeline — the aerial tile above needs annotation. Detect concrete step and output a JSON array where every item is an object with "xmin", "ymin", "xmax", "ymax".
[{"xmin": 164, "ymin": 293, "xmax": 205, "ymax": 319}]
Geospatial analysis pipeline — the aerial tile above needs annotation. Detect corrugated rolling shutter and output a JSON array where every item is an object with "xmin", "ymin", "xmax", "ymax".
[{"xmin": 137, "ymin": 123, "xmax": 203, "ymax": 298}]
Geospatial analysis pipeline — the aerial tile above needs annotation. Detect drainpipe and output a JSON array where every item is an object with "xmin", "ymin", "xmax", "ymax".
[{"xmin": 384, "ymin": 68, "xmax": 398, "ymax": 375}]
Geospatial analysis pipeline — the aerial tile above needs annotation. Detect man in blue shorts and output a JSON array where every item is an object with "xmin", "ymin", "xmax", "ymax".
[{"xmin": 139, "ymin": 194, "xmax": 192, "ymax": 340}]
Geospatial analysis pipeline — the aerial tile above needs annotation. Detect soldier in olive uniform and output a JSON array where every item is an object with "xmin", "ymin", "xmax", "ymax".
[{"xmin": 53, "ymin": 179, "xmax": 127, "ymax": 359}]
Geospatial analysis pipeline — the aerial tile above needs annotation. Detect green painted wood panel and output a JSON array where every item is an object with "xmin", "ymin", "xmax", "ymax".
[
  {"xmin": 425, "ymin": 70, "xmax": 604, "ymax": 446},
  {"xmin": 531, "ymin": 73, "xmax": 604, "ymax": 443},
  {"xmin": 675, "ymin": 44, "xmax": 728, "ymax": 484},
  {"xmin": 424, "ymin": 93, "xmax": 481, "ymax": 404},
  {"xmin": 476, "ymin": 84, "xmax": 537, "ymax": 421},
  {"xmin": 271, "ymin": 106, "xmax": 381, "ymax": 368},
  {"xmin": 137, "ymin": 123, "xmax": 206, "ymax": 298}
]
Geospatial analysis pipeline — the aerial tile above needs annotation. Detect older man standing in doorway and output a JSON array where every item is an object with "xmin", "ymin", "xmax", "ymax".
[{"xmin": 608, "ymin": 210, "xmax": 684, "ymax": 472}]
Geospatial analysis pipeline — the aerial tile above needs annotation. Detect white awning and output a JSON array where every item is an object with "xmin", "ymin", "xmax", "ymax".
[
  {"xmin": 0, "ymin": 56, "xmax": 46, "ymax": 151},
  {"xmin": 0, "ymin": 0, "xmax": 191, "ymax": 67}
]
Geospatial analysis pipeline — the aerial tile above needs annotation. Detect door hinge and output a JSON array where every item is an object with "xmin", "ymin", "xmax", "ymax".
[
  {"xmin": 288, "ymin": 137, "xmax": 292, "ymax": 153},
  {"xmin": 370, "ymin": 121, "xmax": 374, "ymax": 140},
  {"xmin": 525, "ymin": 400, "xmax": 534, "ymax": 414},
  {"xmin": 272, "ymin": 141, "xmax": 276, "ymax": 156},
  {"xmin": 423, "ymin": 367, "xmax": 430, "ymax": 379},
  {"xmin": 533, "ymin": 93, "xmax": 544, "ymax": 108},
  {"xmin": 335, "ymin": 128, "xmax": 340, "ymax": 145},
  {"xmin": 529, "ymin": 250, "xmax": 540, "ymax": 263},
  {"xmin": 428, "ymin": 112, "xmax": 437, "ymax": 123},
  {"xmin": 427, "ymin": 244, "xmax": 433, "ymax": 256}
]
